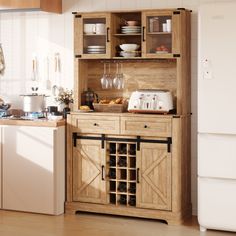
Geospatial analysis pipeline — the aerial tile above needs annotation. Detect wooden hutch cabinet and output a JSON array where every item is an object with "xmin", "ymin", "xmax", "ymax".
[{"xmin": 67, "ymin": 8, "xmax": 191, "ymax": 225}]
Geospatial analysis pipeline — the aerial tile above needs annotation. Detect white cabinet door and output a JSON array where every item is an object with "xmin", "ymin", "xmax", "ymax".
[
  {"xmin": 198, "ymin": 134, "xmax": 236, "ymax": 179},
  {"xmin": 2, "ymin": 125, "xmax": 65, "ymax": 215},
  {"xmin": 198, "ymin": 2, "xmax": 236, "ymax": 134}
]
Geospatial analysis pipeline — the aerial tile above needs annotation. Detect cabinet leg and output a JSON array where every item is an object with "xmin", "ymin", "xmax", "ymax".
[{"xmin": 200, "ymin": 226, "xmax": 207, "ymax": 232}]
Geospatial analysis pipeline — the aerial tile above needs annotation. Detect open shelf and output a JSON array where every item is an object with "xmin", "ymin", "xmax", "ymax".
[{"xmin": 107, "ymin": 141, "xmax": 137, "ymax": 207}]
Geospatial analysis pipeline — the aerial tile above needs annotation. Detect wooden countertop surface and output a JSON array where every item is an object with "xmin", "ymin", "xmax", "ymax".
[
  {"xmin": 70, "ymin": 111, "xmax": 181, "ymax": 118},
  {"xmin": 0, "ymin": 119, "xmax": 66, "ymax": 127}
]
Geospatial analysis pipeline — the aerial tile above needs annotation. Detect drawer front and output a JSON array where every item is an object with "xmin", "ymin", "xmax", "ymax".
[
  {"xmin": 121, "ymin": 117, "xmax": 171, "ymax": 137},
  {"xmin": 72, "ymin": 115, "xmax": 120, "ymax": 134}
]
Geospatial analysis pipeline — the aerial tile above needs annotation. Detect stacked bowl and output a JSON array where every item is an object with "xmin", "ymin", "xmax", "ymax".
[{"xmin": 119, "ymin": 44, "xmax": 140, "ymax": 58}]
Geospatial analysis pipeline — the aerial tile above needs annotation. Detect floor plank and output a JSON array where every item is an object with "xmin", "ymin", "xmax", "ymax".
[{"xmin": 0, "ymin": 210, "xmax": 235, "ymax": 236}]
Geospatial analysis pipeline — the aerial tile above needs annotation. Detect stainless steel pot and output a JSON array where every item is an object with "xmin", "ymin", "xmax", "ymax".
[{"xmin": 20, "ymin": 94, "xmax": 46, "ymax": 113}]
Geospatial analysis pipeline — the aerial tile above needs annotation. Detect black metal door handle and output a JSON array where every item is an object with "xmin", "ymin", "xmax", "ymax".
[
  {"xmin": 94, "ymin": 123, "xmax": 98, "ymax": 126},
  {"xmin": 142, "ymin": 26, "xmax": 146, "ymax": 42},
  {"xmin": 144, "ymin": 125, "xmax": 148, "ymax": 128},
  {"xmin": 102, "ymin": 165, "xmax": 105, "ymax": 180},
  {"xmin": 106, "ymin": 27, "xmax": 110, "ymax": 42},
  {"xmin": 137, "ymin": 168, "xmax": 140, "ymax": 183}
]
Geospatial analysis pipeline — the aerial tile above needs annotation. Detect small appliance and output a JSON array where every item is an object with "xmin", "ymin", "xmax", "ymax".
[{"xmin": 128, "ymin": 89, "xmax": 173, "ymax": 113}]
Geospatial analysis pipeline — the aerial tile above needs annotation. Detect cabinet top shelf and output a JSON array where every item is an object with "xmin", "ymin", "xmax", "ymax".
[
  {"xmin": 147, "ymin": 32, "xmax": 172, "ymax": 35},
  {"xmin": 113, "ymin": 34, "xmax": 142, "ymax": 36}
]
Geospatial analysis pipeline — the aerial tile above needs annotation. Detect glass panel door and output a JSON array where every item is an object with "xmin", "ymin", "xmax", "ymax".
[{"xmin": 83, "ymin": 17, "xmax": 107, "ymax": 55}]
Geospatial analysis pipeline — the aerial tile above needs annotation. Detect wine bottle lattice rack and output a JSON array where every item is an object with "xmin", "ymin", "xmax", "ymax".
[{"xmin": 108, "ymin": 142, "xmax": 137, "ymax": 207}]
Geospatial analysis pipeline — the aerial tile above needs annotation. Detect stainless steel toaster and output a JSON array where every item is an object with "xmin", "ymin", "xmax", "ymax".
[{"xmin": 128, "ymin": 90, "xmax": 174, "ymax": 113}]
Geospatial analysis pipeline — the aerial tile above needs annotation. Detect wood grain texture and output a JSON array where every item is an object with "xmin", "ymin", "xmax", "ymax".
[
  {"xmin": 0, "ymin": 119, "xmax": 65, "ymax": 127},
  {"xmin": 121, "ymin": 116, "xmax": 172, "ymax": 137},
  {"xmin": 0, "ymin": 211, "xmax": 209, "ymax": 236},
  {"xmin": 0, "ymin": 0, "xmax": 62, "ymax": 13},
  {"xmin": 73, "ymin": 139, "xmax": 106, "ymax": 204},
  {"xmin": 74, "ymin": 59, "xmax": 177, "ymax": 110},
  {"xmin": 136, "ymin": 142, "xmax": 172, "ymax": 211}
]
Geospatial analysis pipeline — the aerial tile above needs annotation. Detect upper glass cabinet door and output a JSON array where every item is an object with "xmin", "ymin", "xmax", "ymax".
[
  {"xmin": 142, "ymin": 10, "xmax": 182, "ymax": 58},
  {"xmin": 75, "ymin": 13, "xmax": 111, "ymax": 59}
]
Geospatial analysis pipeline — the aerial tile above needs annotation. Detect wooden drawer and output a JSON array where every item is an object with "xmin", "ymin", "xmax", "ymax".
[
  {"xmin": 72, "ymin": 115, "xmax": 120, "ymax": 134},
  {"xmin": 121, "ymin": 117, "xmax": 172, "ymax": 137}
]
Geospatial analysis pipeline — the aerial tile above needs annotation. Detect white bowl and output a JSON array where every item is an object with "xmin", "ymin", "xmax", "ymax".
[
  {"xmin": 119, "ymin": 44, "xmax": 140, "ymax": 51},
  {"xmin": 120, "ymin": 51, "xmax": 139, "ymax": 58}
]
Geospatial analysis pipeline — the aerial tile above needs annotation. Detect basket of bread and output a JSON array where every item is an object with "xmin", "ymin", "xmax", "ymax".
[{"xmin": 93, "ymin": 97, "xmax": 128, "ymax": 113}]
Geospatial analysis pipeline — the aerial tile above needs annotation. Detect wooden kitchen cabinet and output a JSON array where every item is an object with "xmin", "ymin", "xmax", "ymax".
[
  {"xmin": 66, "ymin": 114, "xmax": 191, "ymax": 224},
  {"xmin": 68, "ymin": 7, "xmax": 191, "ymax": 225},
  {"xmin": 73, "ymin": 138, "xmax": 107, "ymax": 204},
  {"xmin": 75, "ymin": 13, "xmax": 112, "ymax": 59},
  {"xmin": 141, "ymin": 9, "xmax": 186, "ymax": 58},
  {"xmin": 0, "ymin": 0, "xmax": 62, "ymax": 13},
  {"xmin": 136, "ymin": 142, "xmax": 171, "ymax": 211},
  {"xmin": 74, "ymin": 9, "xmax": 190, "ymax": 59}
]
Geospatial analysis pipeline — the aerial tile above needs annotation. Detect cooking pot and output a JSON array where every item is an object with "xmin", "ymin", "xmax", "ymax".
[{"xmin": 20, "ymin": 94, "xmax": 46, "ymax": 113}]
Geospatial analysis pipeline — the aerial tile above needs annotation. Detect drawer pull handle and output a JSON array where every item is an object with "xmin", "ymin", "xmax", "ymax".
[
  {"xmin": 137, "ymin": 168, "xmax": 140, "ymax": 183},
  {"xmin": 144, "ymin": 125, "xmax": 148, "ymax": 128},
  {"xmin": 102, "ymin": 165, "xmax": 105, "ymax": 180},
  {"xmin": 94, "ymin": 123, "xmax": 98, "ymax": 126}
]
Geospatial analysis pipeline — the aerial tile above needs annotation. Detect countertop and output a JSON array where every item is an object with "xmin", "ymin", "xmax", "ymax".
[
  {"xmin": 69, "ymin": 111, "xmax": 182, "ymax": 118},
  {"xmin": 0, "ymin": 118, "xmax": 66, "ymax": 127}
]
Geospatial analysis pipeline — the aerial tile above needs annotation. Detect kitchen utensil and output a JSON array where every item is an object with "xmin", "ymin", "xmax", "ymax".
[
  {"xmin": 120, "ymin": 44, "xmax": 140, "ymax": 51},
  {"xmin": 166, "ymin": 19, "xmax": 171, "ymax": 32},
  {"xmin": 107, "ymin": 63, "xmax": 113, "ymax": 89},
  {"xmin": 113, "ymin": 63, "xmax": 120, "ymax": 89},
  {"xmin": 0, "ymin": 43, "xmax": 5, "ymax": 76},
  {"xmin": 162, "ymin": 23, "xmax": 167, "ymax": 32},
  {"xmin": 95, "ymin": 23, "xmax": 106, "ymax": 34},
  {"xmin": 125, "ymin": 21, "xmax": 139, "ymax": 26},
  {"xmin": 31, "ymin": 56, "xmax": 38, "ymax": 81},
  {"xmin": 84, "ymin": 24, "xmax": 96, "ymax": 34},
  {"xmin": 45, "ymin": 56, "xmax": 51, "ymax": 89},
  {"xmin": 20, "ymin": 94, "xmax": 46, "ymax": 113},
  {"xmin": 101, "ymin": 63, "xmax": 109, "ymax": 89}
]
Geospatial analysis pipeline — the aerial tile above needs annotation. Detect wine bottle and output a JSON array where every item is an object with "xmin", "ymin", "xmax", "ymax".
[
  {"xmin": 119, "ymin": 195, "xmax": 126, "ymax": 205},
  {"xmin": 109, "ymin": 169, "xmax": 116, "ymax": 179},
  {"xmin": 118, "ymin": 157, "xmax": 127, "ymax": 167},
  {"xmin": 128, "ymin": 196, "xmax": 136, "ymax": 206},
  {"xmin": 129, "ymin": 184, "xmax": 136, "ymax": 194},
  {"xmin": 109, "ymin": 156, "xmax": 116, "ymax": 166},
  {"xmin": 118, "ymin": 182, "xmax": 127, "ymax": 192}
]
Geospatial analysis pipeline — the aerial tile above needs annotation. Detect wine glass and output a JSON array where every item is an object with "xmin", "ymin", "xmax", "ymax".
[
  {"xmin": 101, "ymin": 63, "xmax": 108, "ymax": 89},
  {"xmin": 107, "ymin": 63, "xmax": 113, "ymax": 89},
  {"xmin": 113, "ymin": 63, "xmax": 120, "ymax": 89}
]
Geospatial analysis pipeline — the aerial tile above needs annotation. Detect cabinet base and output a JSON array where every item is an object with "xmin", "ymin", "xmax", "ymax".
[{"xmin": 65, "ymin": 202, "xmax": 192, "ymax": 225}]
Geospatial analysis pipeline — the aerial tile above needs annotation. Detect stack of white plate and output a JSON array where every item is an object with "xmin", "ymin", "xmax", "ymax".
[
  {"xmin": 87, "ymin": 45, "xmax": 106, "ymax": 54},
  {"xmin": 121, "ymin": 26, "xmax": 141, "ymax": 34}
]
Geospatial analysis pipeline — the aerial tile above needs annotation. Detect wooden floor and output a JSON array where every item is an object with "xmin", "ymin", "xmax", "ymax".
[{"xmin": 0, "ymin": 210, "xmax": 235, "ymax": 236}]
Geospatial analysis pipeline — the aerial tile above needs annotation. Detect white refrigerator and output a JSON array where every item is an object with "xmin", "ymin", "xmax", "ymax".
[{"xmin": 198, "ymin": 2, "xmax": 236, "ymax": 232}]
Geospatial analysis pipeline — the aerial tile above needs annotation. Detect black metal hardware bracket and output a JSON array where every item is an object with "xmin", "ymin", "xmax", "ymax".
[
  {"xmin": 72, "ymin": 12, "xmax": 77, "ymax": 15},
  {"xmin": 137, "ymin": 136, "xmax": 141, "ymax": 151},
  {"xmin": 177, "ymin": 8, "xmax": 186, "ymax": 10},
  {"xmin": 75, "ymin": 55, "xmax": 81, "ymax": 58},
  {"xmin": 75, "ymin": 15, "xmax": 82, "ymax": 18},
  {"xmin": 173, "ymin": 54, "xmax": 181, "ymax": 58},
  {"xmin": 101, "ymin": 134, "xmax": 105, "ymax": 149},
  {"xmin": 73, "ymin": 133, "xmax": 172, "ymax": 153},
  {"xmin": 173, "ymin": 11, "xmax": 181, "ymax": 15}
]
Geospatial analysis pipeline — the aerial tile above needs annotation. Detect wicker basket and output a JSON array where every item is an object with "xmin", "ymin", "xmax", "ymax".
[{"xmin": 93, "ymin": 102, "xmax": 128, "ymax": 113}]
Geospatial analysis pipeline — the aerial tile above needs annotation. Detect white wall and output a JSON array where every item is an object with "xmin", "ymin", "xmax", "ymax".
[{"xmin": 0, "ymin": 0, "xmax": 228, "ymax": 215}]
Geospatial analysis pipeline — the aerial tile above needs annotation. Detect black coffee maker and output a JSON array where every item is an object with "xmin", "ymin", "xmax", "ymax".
[{"xmin": 81, "ymin": 89, "xmax": 98, "ymax": 109}]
